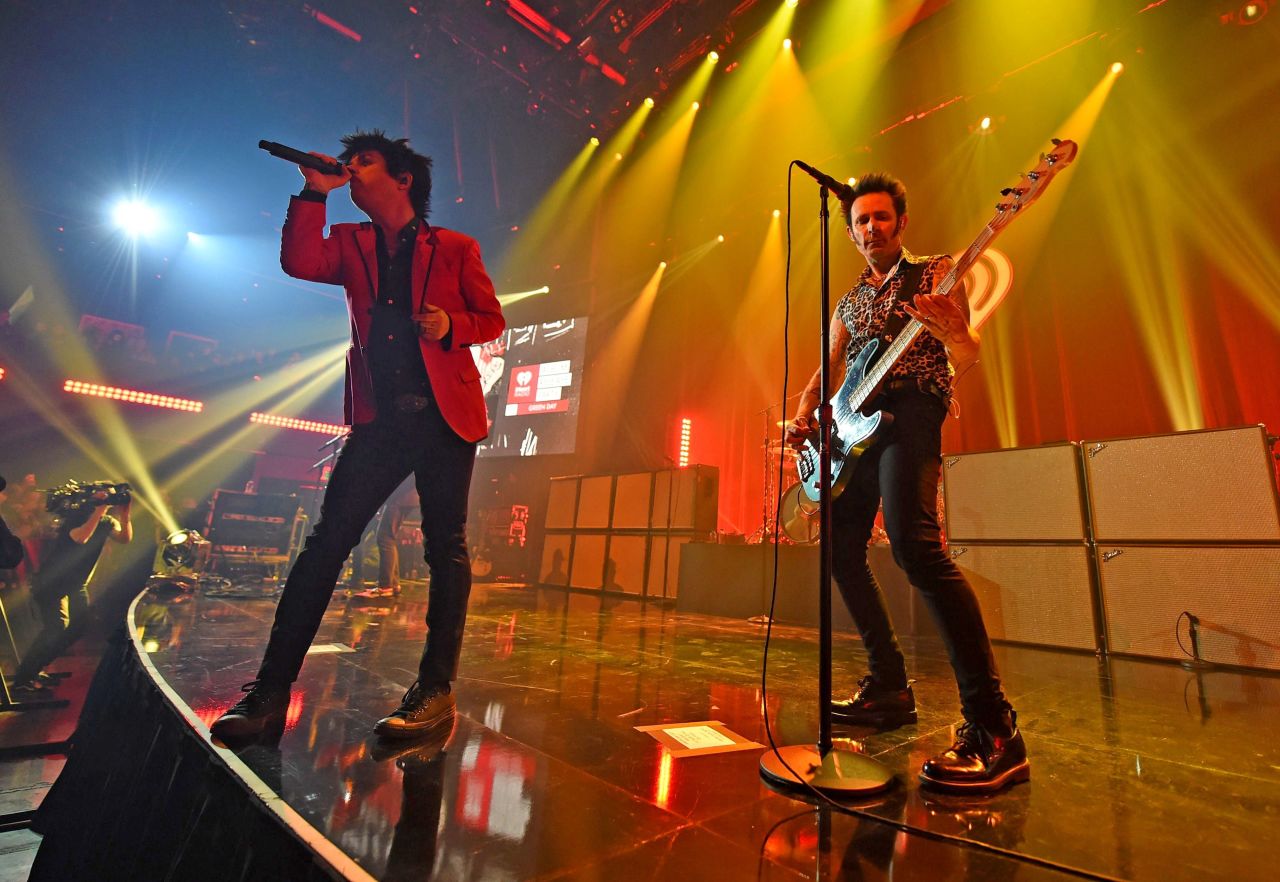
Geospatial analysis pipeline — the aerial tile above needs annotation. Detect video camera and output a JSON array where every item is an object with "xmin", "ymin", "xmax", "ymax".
[{"xmin": 44, "ymin": 480, "xmax": 133, "ymax": 514}]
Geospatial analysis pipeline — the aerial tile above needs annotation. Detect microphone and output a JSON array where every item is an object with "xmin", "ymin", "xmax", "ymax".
[
  {"xmin": 794, "ymin": 160, "xmax": 852, "ymax": 201},
  {"xmin": 258, "ymin": 140, "xmax": 346, "ymax": 176}
]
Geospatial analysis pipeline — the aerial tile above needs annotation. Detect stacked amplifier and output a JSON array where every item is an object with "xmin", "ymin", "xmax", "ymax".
[
  {"xmin": 943, "ymin": 425, "xmax": 1280, "ymax": 672},
  {"xmin": 207, "ymin": 490, "xmax": 306, "ymax": 567},
  {"xmin": 539, "ymin": 466, "xmax": 718, "ymax": 600}
]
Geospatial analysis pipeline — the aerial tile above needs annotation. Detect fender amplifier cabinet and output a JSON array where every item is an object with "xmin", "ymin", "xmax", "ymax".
[
  {"xmin": 1096, "ymin": 544, "xmax": 1280, "ymax": 672},
  {"xmin": 1082, "ymin": 425, "xmax": 1280, "ymax": 543},
  {"xmin": 942, "ymin": 442, "xmax": 1087, "ymax": 542},
  {"xmin": 947, "ymin": 542, "xmax": 1099, "ymax": 651}
]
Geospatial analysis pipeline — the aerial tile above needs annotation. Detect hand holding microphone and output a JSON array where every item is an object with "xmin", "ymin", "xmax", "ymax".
[{"xmin": 258, "ymin": 140, "xmax": 350, "ymax": 192}]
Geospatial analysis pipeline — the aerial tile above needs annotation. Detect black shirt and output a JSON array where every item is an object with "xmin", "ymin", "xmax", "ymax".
[
  {"xmin": 368, "ymin": 219, "xmax": 433, "ymax": 407},
  {"xmin": 33, "ymin": 514, "xmax": 117, "ymax": 596}
]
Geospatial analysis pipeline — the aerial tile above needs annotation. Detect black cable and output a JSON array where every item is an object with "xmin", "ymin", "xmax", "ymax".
[{"xmin": 1174, "ymin": 610, "xmax": 1195, "ymax": 660}]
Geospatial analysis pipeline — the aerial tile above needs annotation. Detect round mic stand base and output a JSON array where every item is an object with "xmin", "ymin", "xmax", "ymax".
[{"xmin": 760, "ymin": 742, "xmax": 895, "ymax": 797}]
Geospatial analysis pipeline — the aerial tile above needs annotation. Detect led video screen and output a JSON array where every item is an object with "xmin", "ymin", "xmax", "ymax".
[{"xmin": 472, "ymin": 316, "xmax": 588, "ymax": 457}]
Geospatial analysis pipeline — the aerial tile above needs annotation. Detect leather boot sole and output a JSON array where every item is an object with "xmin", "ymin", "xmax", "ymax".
[
  {"xmin": 374, "ymin": 706, "xmax": 455, "ymax": 740},
  {"xmin": 917, "ymin": 758, "xmax": 1031, "ymax": 793}
]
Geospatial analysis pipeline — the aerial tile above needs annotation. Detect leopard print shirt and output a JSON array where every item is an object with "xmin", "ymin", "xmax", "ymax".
[{"xmin": 835, "ymin": 248, "xmax": 962, "ymax": 400}]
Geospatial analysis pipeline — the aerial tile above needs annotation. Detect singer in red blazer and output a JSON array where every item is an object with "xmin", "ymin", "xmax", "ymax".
[
  {"xmin": 213, "ymin": 130, "xmax": 505, "ymax": 745},
  {"xmin": 281, "ymin": 196, "xmax": 504, "ymax": 441}
]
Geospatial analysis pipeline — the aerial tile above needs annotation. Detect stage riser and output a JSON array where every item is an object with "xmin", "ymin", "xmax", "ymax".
[
  {"xmin": 676, "ymin": 543, "xmax": 940, "ymax": 639},
  {"xmin": 1097, "ymin": 545, "xmax": 1280, "ymax": 671}
]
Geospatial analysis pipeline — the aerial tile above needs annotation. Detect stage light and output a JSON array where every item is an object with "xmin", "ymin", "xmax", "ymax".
[
  {"xmin": 659, "ymin": 261, "xmax": 667, "ymax": 269},
  {"xmin": 782, "ymin": 38, "xmax": 792, "ymax": 50},
  {"xmin": 772, "ymin": 209, "xmax": 781, "ymax": 218},
  {"xmin": 847, "ymin": 177, "xmax": 857, "ymax": 187},
  {"xmin": 0, "ymin": 367, "xmax": 5, "ymax": 381},
  {"xmin": 785, "ymin": 0, "xmax": 799, "ymax": 8},
  {"xmin": 161, "ymin": 529, "xmax": 208, "ymax": 572},
  {"xmin": 678, "ymin": 418, "xmax": 692, "ymax": 468},
  {"xmin": 250, "ymin": 412, "xmax": 347, "ymax": 435},
  {"xmin": 590, "ymin": 136, "xmax": 600, "ymax": 146},
  {"xmin": 112, "ymin": 199, "xmax": 159, "ymax": 237},
  {"xmin": 691, "ymin": 101, "xmax": 700, "ymax": 110},
  {"xmin": 644, "ymin": 97, "xmax": 655, "ymax": 108},
  {"xmin": 186, "ymin": 231, "xmax": 203, "ymax": 243},
  {"xmin": 63, "ymin": 379, "xmax": 203, "ymax": 412},
  {"xmin": 980, "ymin": 116, "xmax": 991, "ymax": 130},
  {"xmin": 708, "ymin": 51, "xmax": 719, "ymax": 63},
  {"xmin": 615, "ymin": 152, "xmax": 623, "ymax": 161},
  {"xmin": 1111, "ymin": 61, "xmax": 1124, "ymax": 74}
]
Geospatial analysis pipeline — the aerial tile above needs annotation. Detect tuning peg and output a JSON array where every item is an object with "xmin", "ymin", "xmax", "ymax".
[
  {"xmin": 1027, "ymin": 171, "xmax": 1040, "ymax": 181},
  {"xmin": 1051, "ymin": 137, "xmax": 1062, "ymax": 146},
  {"xmin": 1000, "ymin": 187, "xmax": 1013, "ymax": 196}
]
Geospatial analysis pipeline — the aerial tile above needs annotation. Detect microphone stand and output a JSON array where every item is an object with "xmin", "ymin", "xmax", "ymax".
[{"xmin": 759, "ymin": 183, "xmax": 893, "ymax": 797}]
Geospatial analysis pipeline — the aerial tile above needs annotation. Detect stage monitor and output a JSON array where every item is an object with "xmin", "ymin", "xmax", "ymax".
[{"xmin": 473, "ymin": 316, "xmax": 588, "ymax": 458}]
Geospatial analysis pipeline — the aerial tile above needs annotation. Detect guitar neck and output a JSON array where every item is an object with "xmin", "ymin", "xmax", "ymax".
[{"xmin": 849, "ymin": 222, "xmax": 1001, "ymax": 407}]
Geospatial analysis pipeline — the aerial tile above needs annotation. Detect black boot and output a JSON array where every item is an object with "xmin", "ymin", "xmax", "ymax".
[
  {"xmin": 830, "ymin": 675, "xmax": 917, "ymax": 728},
  {"xmin": 919, "ymin": 712, "xmax": 1030, "ymax": 793},
  {"xmin": 210, "ymin": 681, "xmax": 290, "ymax": 741},
  {"xmin": 374, "ymin": 681, "xmax": 456, "ymax": 739}
]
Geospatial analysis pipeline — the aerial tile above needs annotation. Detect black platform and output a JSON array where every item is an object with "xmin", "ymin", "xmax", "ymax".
[{"xmin": 28, "ymin": 579, "xmax": 1280, "ymax": 880}]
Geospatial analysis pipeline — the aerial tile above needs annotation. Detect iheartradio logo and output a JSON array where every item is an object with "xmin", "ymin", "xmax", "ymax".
[{"xmin": 516, "ymin": 370, "xmax": 534, "ymax": 387}]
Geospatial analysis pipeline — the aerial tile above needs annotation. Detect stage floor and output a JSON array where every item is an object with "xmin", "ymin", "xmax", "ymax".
[{"xmin": 137, "ymin": 580, "xmax": 1278, "ymax": 881}]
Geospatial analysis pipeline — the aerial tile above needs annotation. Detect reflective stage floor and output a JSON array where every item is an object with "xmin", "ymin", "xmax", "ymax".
[{"xmin": 137, "ymin": 581, "xmax": 1279, "ymax": 881}]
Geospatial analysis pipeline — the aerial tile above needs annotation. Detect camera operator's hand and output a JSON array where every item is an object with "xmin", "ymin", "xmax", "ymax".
[
  {"xmin": 69, "ymin": 503, "xmax": 112, "ymax": 545},
  {"xmin": 110, "ymin": 498, "xmax": 133, "ymax": 544}
]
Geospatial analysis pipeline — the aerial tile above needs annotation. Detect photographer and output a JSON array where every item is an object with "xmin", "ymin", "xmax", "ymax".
[
  {"xmin": 8, "ymin": 482, "xmax": 132, "ymax": 695},
  {"xmin": 0, "ymin": 475, "xmax": 23, "ymax": 570}
]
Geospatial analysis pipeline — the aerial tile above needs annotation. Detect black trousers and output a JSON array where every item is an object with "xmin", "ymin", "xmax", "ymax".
[
  {"xmin": 13, "ymin": 582, "xmax": 91, "ymax": 683},
  {"xmin": 256, "ymin": 403, "xmax": 477, "ymax": 688},
  {"xmin": 830, "ymin": 388, "xmax": 1011, "ymax": 727}
]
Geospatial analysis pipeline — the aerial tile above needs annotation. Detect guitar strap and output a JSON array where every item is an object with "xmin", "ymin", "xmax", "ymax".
[{"xmin": 875, "ymin": 257, "xmax": 929, "ymax": 347}]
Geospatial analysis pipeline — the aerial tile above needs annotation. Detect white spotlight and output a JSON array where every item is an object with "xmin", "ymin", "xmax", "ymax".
[{"xmin": 113, "ymin": 199, "xmax": 159, "ymax": 237}]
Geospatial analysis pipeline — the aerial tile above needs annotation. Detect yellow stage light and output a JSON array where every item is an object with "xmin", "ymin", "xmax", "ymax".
[
  {"xmin": 785, "ymin": 0, "xmax": 798, "ymax": 8},
  {"xmin": 590, "ymin": 136, "xmax": 600, "ymax": 146},
  {"xmin": 772, "ymin": 209, "xmax": 781, "ymax": 218},
  {"xmin": 644, "ymin": 97, "xmax": 655, "ymax": 108},
  {"xmin": 708, "ymin": 51, "xmax": 719, "ymax": 63},
  {"xmin": 614, "ymin": 152, "xmax": 623, "ymax": 161},
  {"xmin": 782, "ymin": 38, "xmax": 792, "ymax": 51},
  {"xmin": 1111, "ymin": 61, "xmax": 1124, "ymax": 74},
  {"xmin": 847, "ymin": 177, "xmax": 857, "ymax": 186},
  {"xmin": 691, "ymin": 101, "xmax": 700, "ymax": 111},
  {"xmin": 980, "ymin": 116, "xmax": 991, "ymax": 130},
  {"xmin": 717, "ymin": 234, "xmax": 725, "ymax": 243}
]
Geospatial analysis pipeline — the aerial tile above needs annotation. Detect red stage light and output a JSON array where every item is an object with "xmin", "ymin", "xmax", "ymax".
[
  {"xmin": 307, "ymin": 8, "xmax": 362, "ymax": 42},
  {"xmin": 62, "ymin": 379, "xmax": 204, "ymax": 412},
  {"xmin": 678, "ymin": 417, "xmax": 692, "ymax": 468},
  {"xmin": 250, "ymin": 412, "xmax": 348, "ymax": 435},
  {"xmin": 0, "ymin": 367, "xmax": 6, "ymax": 381}
]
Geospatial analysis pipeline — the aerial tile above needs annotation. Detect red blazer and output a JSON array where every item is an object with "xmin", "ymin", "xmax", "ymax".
[{"xmin": 281, "ymin": 197, "xmax": 505, "ymax": 442}]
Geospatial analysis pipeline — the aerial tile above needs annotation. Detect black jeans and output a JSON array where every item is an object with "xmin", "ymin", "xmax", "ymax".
[
  {"xmin": 831, "ymin": 388, "xmax": 1011, "ymax": 727},
  {"xmin": 256, "ymin": 403, "xmax": 477, "ymax": 688},
  {"xmin": 13, "ymin": 582, "xmax": 91, "ymax": 683}
]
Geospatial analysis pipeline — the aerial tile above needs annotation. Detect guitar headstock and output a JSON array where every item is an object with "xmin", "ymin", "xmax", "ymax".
[{"xmin": 991, "ymin": 138, "xmax": 1078, "ymax": 229}]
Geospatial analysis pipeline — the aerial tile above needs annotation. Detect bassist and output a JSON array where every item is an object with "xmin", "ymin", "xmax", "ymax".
[{"xmin": 785, "ymin": 172, "xmax": 1029, "ymax": 793}]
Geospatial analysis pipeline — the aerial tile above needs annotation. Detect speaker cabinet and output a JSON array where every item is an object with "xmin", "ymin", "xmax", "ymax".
[
  {"xmin": 568, "ymin": 534, "xmax": 606, "ymax": 590},
  {"xmin": 646, "ymin": 535, "xmax": 692, "ymax": 600},
  {"xmin": 1096, "ymin": 544, "xmax": 1280, "ymax": 672},
  {"xmin": 208, "ymin": 491, "xmax": 301, "ymax": 560},
  {"xmin": 948, "ymin": 543, "xmax": 1099, "ymax": 651},
  {"xmin": 544, "ymin": 478, "xmax": 578, "ymax": 530},
  {"xmin": 651, "ymin": 466, "xmax": 718, "ymax": 533},
  {"xmin": 575, "ymin": 475, "xmax": 613, "ymax": 529},
  {"xmin": 1082, "ymin": 425, "xmax": 1280, "ymax": 542},
  {"xmin": 612, "ymin": 473, "xmax": 653, "ymax": 529},
  {"xmin": 604, "ymin": 534, "xmax": 648, "ymax": 595},
  {"xmin": 943, "ymin": 443, "xmax": 1086, "ymax": 542}
]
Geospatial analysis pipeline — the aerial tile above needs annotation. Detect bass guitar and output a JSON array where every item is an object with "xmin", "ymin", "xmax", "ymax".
[{"xmin": 796, "ymin": 138, "xmax": 1078, "ymax": 505}]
